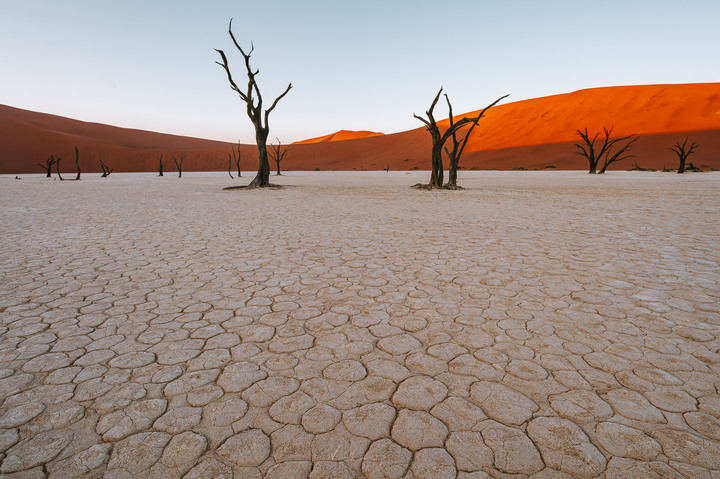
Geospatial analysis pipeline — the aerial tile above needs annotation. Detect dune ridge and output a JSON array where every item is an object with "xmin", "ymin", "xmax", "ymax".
[
  {"xmin": 1, "ymin": 83, "xmax": 718, "ymax": 174},
  {"xmin": 292, "ymin": 130, "xmax": 384, "ymax": 144}
]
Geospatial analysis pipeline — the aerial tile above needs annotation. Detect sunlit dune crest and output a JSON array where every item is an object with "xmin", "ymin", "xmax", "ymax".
[
  {"xmin": 1, "ymin": 83, "xmax": 718, "ymax": 174},
  {"xmin": 452, "ymin": 83, "xmax": 720, "ymax": 153},
  {"xmin": 292, "ymin": 130, "xmax": 385, "ymax": 144}
]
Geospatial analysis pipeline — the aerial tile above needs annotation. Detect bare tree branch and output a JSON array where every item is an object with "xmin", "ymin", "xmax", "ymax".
[{"xmin": 264, "ymin": 83, "xmax": 293, "ymax": 129}]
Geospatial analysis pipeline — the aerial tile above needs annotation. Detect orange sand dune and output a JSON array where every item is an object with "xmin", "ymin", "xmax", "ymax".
[
  {"xmin": 292, "ymin": 130, "xmax": 384, "ymax": 144},
  {"xmin": 1, "ymin": 83, "xmax": 718, "ymax": 174},
  {"xmin": 455, "ymin": 83, "xmax": 720, "ymax": 153}
]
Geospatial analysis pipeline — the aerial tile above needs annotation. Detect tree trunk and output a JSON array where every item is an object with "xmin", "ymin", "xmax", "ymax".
[
  {"xmin": 678, "ymin": 156, "xmax": 686, "ymax": 174},
  {"xmin": 447, "ymin": 156, "xmax": 459, "ymax": 187},
  {"xmin": 588, "ymin": 159, "xmax": 597, "ymax": 174},
  {"xmin": 249, "ymin": 130, "xmax": 271, "ymax": 187},
  {"xmin": 56, "ymin": 158, "xmax": 63, "ymax": 181},
  {"xmin": 429, "ymin": 143, "xmax": 444, "ymax": 187},
  {"xmin": 39, "ymin": 160, "xmax": 52, "ymax": 178},
  {"xmin": 74, "ymin": 147, "xmax": 81, "ymax": 180},
  {"xmin": 173, "ymin": 155, "xmax": 183, "ymax": 178}
]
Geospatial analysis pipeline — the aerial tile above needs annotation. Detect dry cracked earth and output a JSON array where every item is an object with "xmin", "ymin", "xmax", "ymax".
[{"xmin": 0, "ymin": 170, "xmax": 719, "ymax": 479}]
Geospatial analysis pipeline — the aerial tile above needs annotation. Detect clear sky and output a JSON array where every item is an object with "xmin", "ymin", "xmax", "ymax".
[{"xmin": 1, "ymin": 0, "xmax": 718, "ymax": 144}]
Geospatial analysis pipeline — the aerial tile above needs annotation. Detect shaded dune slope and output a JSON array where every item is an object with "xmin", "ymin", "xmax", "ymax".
[{"xmin": 1, "ymin": 83, "xmax": 718, "ymax": 174}]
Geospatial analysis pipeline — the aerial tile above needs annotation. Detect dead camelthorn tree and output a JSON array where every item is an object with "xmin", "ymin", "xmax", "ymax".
[
  {"xmin": 74, "ymin": 147, "xmax": 81, "ymax": 180},
  {"xmin": 39, "ymin": 155, "xmax": 57, "ymax": 177},
  {"xmin": 670, "ymin": 136, "xmax": 699, "ymax": 174},
  {"xmin": 55, "ymin": 156, "xmax": 64, "ymax": 181},
  {"xmin": 575, "ymin": 127, "xmax": 639, "ymax": 174},
  {"xmin": 157, "ymin": 154, "xmax": 164, "ymax": 176},
  {"xmin": 443, "ymin": 93, "xmax": 508, "ymax": 188},
  {"xmin": 414, "ymin": 87, "xmax": 507, "ymax": 188},
  {"xmin": 99, "ymin": 160, "xmax": 113, "ymax": 177},
  {"xmin": 172, "ymin": 154, "xmax": 184, "ymax": 178},
  {"xmin": 215, "ymin": 19, "xmax": 292, "ymax": 188},
  {"xmin": 229, "ymin": 142, "xmax": 242, "ymax": 178},
  {"xmin": 269, "ymin": 138, "xmax": 288, "ymax": 176}
]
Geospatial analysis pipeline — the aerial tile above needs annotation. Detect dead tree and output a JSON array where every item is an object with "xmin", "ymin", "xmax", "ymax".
[
  {"xmin": 227, "ymin": 155, "xmax": 234, "ymax": 179},
  {"xmin": 172, "ymin": 154, "xmax": 183, "ymax": 178},
  {"xmin": 215, "ymin": 19, "xmax": 292, "ymax": 188},
  {"xmin": 444, "ymin": 93, "xmax": 508, "ymax": 187},
  {"xmin": 414, "ymin": 87, "xmax": 506, "ymax": 188},
  {"xmin": 74, "ymin": 147, "xmax": 81, "ymax": 180},
  {"xmin": 39, "ymin": 156, "xmax": 57, "ymax": 177},
  {"xmin": 56, "ymin": 156, "xmax": 64, "ymax": 181},
  {"xmin": 269, "ymin": 138, "xmax": 288, "ymax": 176},
  {"xmin": 669, "ymin": 136, "xmax": 699, "ymax": 174},
  {"xmin": 229, "ymin": 142, "xmax": 242, "ymax": 178},
  {"xmin": 575, "ymin": 127, "xmax": 639, "ymax": 174},
  {"xmin": 234, "ymin": 142, "xmax": 242, "ymax": 177},
  {"xmin": 157, "ymin": 154, "xmax": 164, "ymax": 176},
  {"xmin": 100, "ymin": 160, "xmax": 113, "ymax": 177},
  {"xmin": 630, "ymin": 160, "xmax": 653, "ymax": 171}
]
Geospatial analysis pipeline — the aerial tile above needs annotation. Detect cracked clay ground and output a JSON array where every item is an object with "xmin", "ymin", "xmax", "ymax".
[{"xmin": 0, "ymin": 170, "xmax": 719, "ymax": 479}]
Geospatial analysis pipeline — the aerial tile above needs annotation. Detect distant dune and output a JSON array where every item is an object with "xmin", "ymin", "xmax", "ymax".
[
  {"xmin": 1, "ymin": 83, "xmax": 718, "ymax": 174},
  {"xmin": 292, "ymin": 130, "xmax": 384, "ymax": 144}
]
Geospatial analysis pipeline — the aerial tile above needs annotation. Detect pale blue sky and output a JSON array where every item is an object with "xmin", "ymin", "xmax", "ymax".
[{"xmin": 1, "ymin": 0, "xmax": 718, "ymax": 143}]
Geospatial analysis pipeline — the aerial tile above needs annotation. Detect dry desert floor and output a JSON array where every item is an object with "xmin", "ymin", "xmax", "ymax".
[{"xmin": 1, "ymin": 171, "xmax": 719, "ymax": 478}]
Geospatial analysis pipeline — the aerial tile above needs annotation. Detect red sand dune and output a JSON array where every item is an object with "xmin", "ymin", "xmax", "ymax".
[
  {"xmin": 1, "ymin": 83, "xmax": 718, "ymax": 174},
  {"xmin": 292, "ymin": 130, "xmax": 384, "ymax": 144}
]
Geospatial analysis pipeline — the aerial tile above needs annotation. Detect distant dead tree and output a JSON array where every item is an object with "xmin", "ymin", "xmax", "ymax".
[
  {"xmin": 443, "ymin": 93, "xmax": 508, "ymax": 187},
  {"xmin": 100, "ymin": 159, "xmax": 113, "ymax": 177},
  {"xmin": 575, "ymin": 127, "xmax": 639, "ymax": 174},
  {"xmin": 215, "ymin": 19, "xmax": 292, "ymax": 188},
  {"xmin": 56, "ymin": 155, "xmax": 64, "ymax": 181},
  {"xmin": 39, "ymin": 155, "xmax": 57, "ymax": 177},
  {"xmin": 669, "ymin": 136, "xmax": 699, "ymax": 174},
  {"xmin": 229, "ymin": 142, "xmax": 242, "ymax": 178},
  {"xmin": 269, "ymin": 138, "xmax": 288, "ymax": 176},
  {"xmin": 157, "ymin": 154, "xmax": 164, "ymax": 176},
  {"xmin": 630, "ymin": 160, "xmax": 654, "ymax": 172},
  {"xmin": 172, "ymin": 154, "xmax": 184, "ymax": 178},
  {"xmin": 74, "ymin": 147, "xmax": 81, "ymax": 180},
  {"xmin": 414, "ymin": 87, "xmax": 507, "ymax": 188}
]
